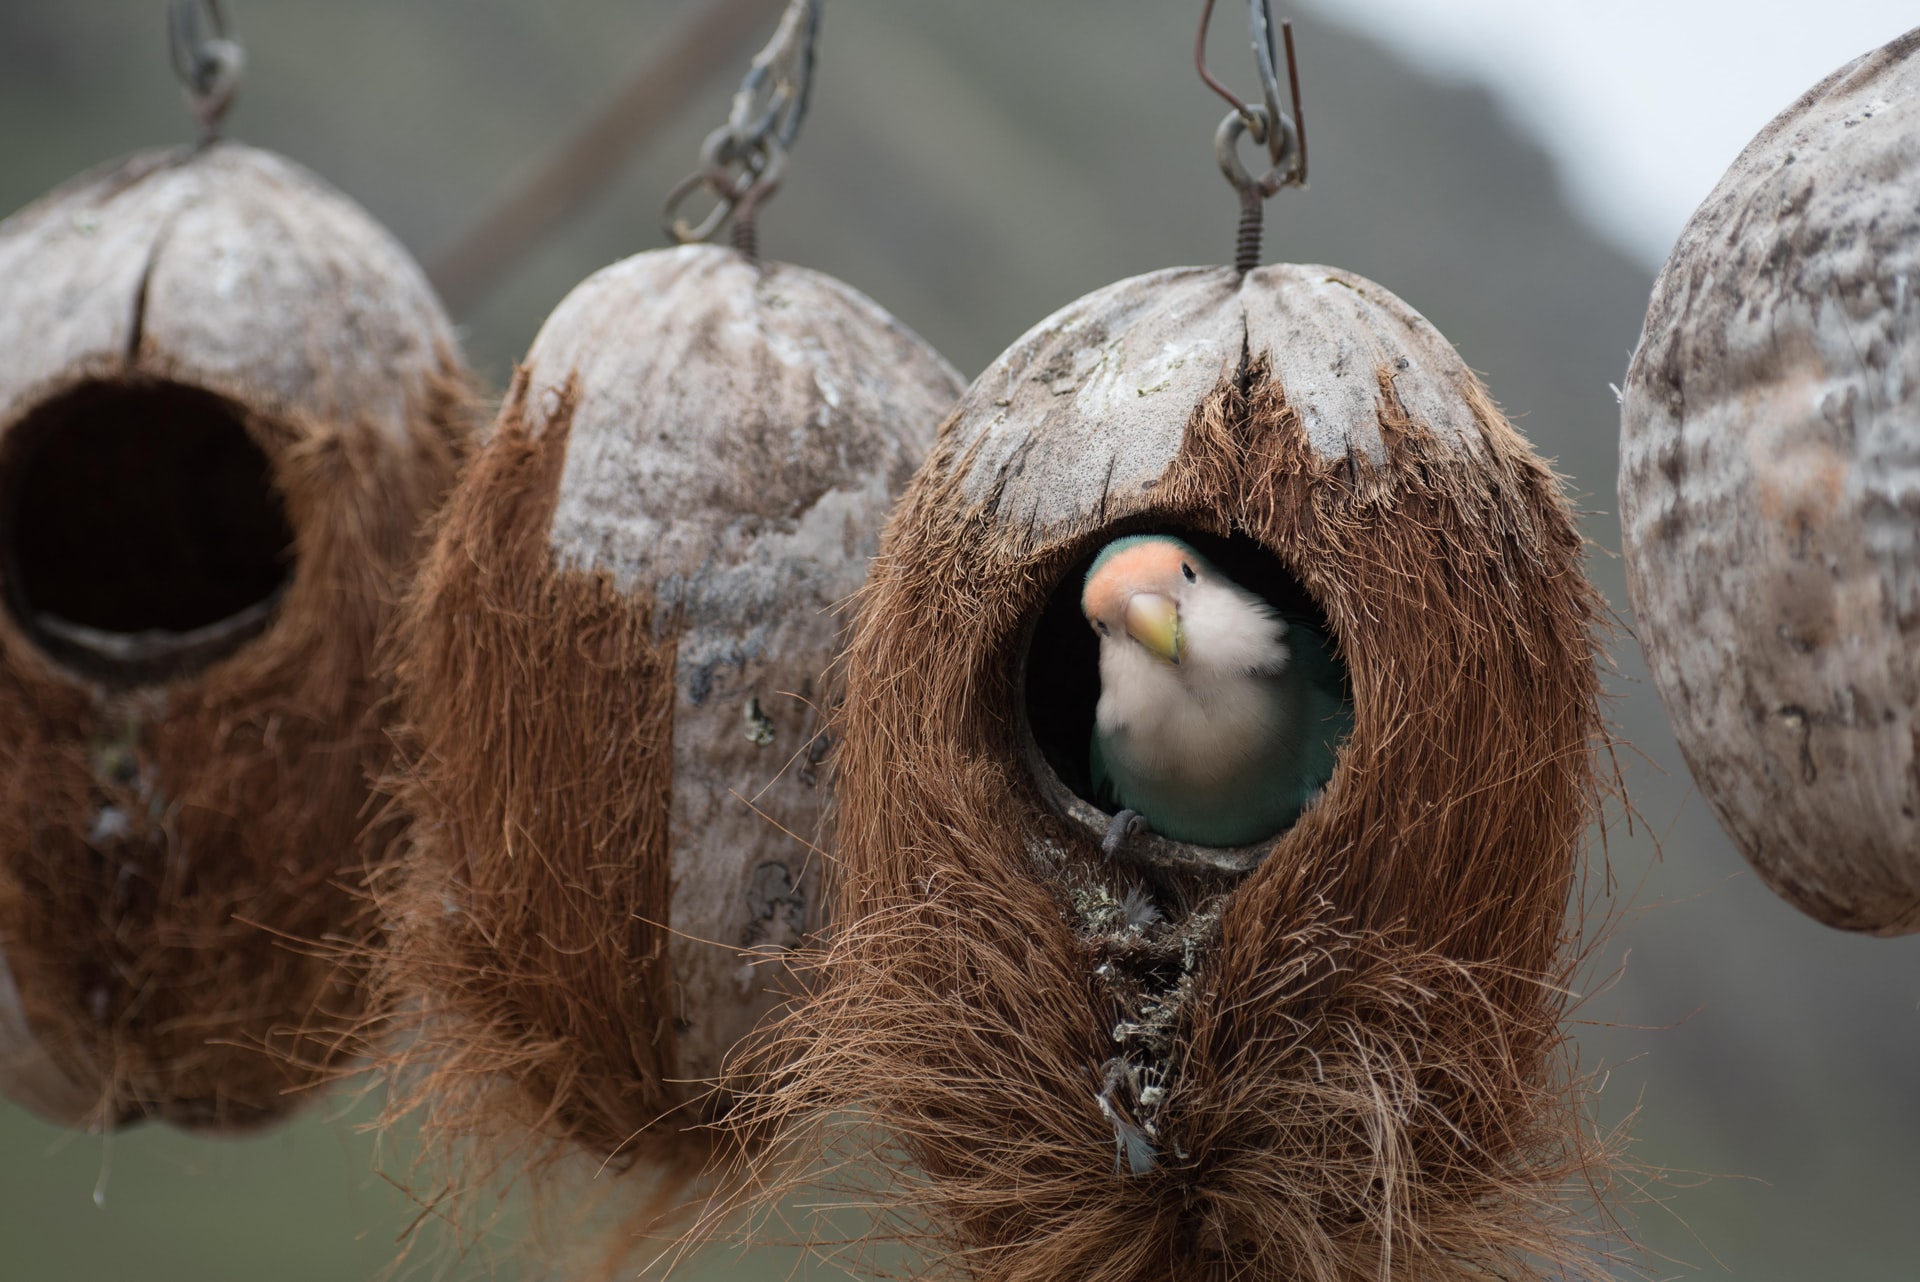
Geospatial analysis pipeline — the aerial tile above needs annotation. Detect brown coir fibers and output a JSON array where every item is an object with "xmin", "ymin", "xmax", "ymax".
[
  {"xmin": 716, "ymin": 363, "xmax": 1627, "ymax": 1281},
  {"xmin": 368, "ymin": 374, "xmax": 712, "ymax": 1243},
  {"xmin": 0, "ymin": 369, "xmax": 469, "ymax": 1131}
]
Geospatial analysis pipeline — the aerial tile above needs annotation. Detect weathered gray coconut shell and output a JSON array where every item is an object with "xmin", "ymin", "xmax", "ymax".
[
  {"xmin": 0, "ymin": 145, "xmax": 453, "ymax": 443},
  {"xmin": 0, "ymin": 142, "xmax": 468, "ymax": 1128},
  {"xmin": 1620, "ymin": 29, "xmax": 1920, "ymax": 935},
  {"xmin": 954, "ymin": 263, "xmax": 1495, "ymax": 549},
  {"xmin": 376, "ymin": 241, "xmax": 962, "ymax": 1181},
  {"xmin": 538, "ymin": 244, "xmax": 962, "ymax": 1082}
]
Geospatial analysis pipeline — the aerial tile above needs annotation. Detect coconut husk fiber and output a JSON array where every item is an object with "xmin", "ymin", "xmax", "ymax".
[
  {"xmin": 369, "ymin": 244, "xmax": 962, "ymax": 1232},
  {"xmin": 1621, "ymin": 28, "xmax": 1920, "ymax": 936},
  {"xmin": 0, "ymin": 143, "xmax": 472, "ymax": 1131},
  {"xmin": 715, "ymin": 264, "xmax": 1625, "ymax": 1281}
]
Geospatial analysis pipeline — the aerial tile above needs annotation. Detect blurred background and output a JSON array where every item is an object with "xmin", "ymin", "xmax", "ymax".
[{"xmin": 3, "ymin": 1, "xmax": 1918, "ymax": 1278}]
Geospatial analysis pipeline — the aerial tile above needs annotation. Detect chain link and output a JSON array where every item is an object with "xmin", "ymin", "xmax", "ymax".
[{"xmin": 662, "ymin": 0, "xmax": 821, "ymax": 257}]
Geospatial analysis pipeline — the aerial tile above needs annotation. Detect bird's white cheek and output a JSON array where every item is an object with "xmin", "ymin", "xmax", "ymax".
[{"xmin": 1096, "ymin": 641, "xmax": 1184, "ymax": 734}]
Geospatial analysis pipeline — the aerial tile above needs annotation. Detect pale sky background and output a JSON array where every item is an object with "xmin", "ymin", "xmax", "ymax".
[{"xmin": 1296, "ymin": 0, "xmax": 1917, "ymax": 269}]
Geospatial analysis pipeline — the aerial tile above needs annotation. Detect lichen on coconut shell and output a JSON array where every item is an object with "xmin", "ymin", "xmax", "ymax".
[
  {"xmin": 0, "ymin": 143, "xmax": 471, "ymax": 1130},
  {"xmin": 372, "ymin": 244, "xmax": 962, "ymax": 1210},
  {"xmin": 1621, "ymin": 29, "xmax": 1920, "ymax": 936},
  {"xmin": 720, "ymin": 263, "xmax": 1620, "ymax": 1281}
]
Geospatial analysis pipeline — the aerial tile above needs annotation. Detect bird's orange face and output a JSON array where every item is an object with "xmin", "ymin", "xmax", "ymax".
[{"xmin": 1082, "ymin": 540, "xmax": 1196, "ymax": 664}]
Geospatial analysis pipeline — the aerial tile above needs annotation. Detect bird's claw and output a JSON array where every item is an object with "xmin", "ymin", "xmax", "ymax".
[{"xmin": 1102, "ymin": 809, "xmax": 1151, "ymax": 861}]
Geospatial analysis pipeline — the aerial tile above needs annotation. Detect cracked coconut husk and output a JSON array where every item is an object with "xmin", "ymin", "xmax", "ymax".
[
  {"xmin": 705, "ymin": 263, "xmax": 1632, "ymax": 1282},
  {"xmin": 363, "ymin": 244, "xmax": 962, "ymax": 1265},
  {"xmin": 0, "ymin": 142, "xmax": 474, "ymax": 1131}
]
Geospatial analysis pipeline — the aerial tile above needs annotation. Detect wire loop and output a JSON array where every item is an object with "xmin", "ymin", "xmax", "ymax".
[
  {"xmin": 1214, "ymin": 106, "xmax": 1297, "ymax": 202},
  {"xmin": 167, "ymin": 0, "xmax": 244, "ymax": 145},
  {"xmin": 662, "ymin": 0, "xmax": 820, "ymax": 259}
]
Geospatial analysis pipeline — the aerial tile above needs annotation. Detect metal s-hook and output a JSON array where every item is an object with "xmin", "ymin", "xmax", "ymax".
[
  {"xmin": 662, "ymin": 0, "xmax": 821, "ymax": 263},
  {"xmin": 167, "ymin": 0, "xmax": 244, "ymax": 146},
  {"xmin": 1197, "ymin": 0, "xmax": 1307, "ymax": 273}
]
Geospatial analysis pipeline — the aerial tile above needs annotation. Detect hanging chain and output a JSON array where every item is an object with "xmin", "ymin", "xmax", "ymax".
[
  {"xmin": 168, "ymin": 0, "xmax": 244, "ymax": 146},
  {"xmin": 661, "ymin": 0, "xmax": 821, "ymax": 263},
  {"xmin": 1196, "ymin": 0, "xmax": 1307, "ymax": 274}
]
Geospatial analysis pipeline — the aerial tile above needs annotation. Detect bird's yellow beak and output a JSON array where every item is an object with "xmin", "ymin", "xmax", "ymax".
[{"xmin": 1124, "ymin": 593, "xmax": 1182, "ymax": 664}]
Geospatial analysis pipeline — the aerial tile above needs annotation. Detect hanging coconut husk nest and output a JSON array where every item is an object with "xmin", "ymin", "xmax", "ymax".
[
  {"xmin": 718, "ymin": 260, "xmax": 1621, "ymax": 1281},
  {"xmin": 0, "ymin": 141, "xmax": 472, "ymax": 1131},
  {"xmin": 1620, "ymin": 28, "xmax": 1920, "ymax": 936},
  {"xmin": 370, "ymin": 240, "xmax": 962, "ymax": 1213}
]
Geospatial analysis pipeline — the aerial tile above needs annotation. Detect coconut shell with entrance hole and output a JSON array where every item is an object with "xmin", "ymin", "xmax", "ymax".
[
  {"xmin": 0, "ymin": 143, "xmax": 471, "ymax": 1131},
  {"xmin": 1621, "ymin": 29, "xmax": 1920, "ymax": 936},
  {"xmin": 718, "ymin": 263, "xmax": 1622, "ymax": 1281},
  {"xmin": 371, "ymin": 243, "xmax": 962, "ymax": 1216}
]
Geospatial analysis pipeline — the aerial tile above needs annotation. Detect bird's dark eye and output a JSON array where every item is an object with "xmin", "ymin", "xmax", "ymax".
[
  {"xmin": 1096, "ymin": 620, "xmax": 1110, "ymax": 636},
  {"xmin": 1181, "ymin": 562, "xmax": 1196, "ymax": 582}
]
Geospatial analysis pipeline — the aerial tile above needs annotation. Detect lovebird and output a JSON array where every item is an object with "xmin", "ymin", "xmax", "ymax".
[{"xmin": 1081, "ymin": 534, "xmax": 1351, "ymax": 848}]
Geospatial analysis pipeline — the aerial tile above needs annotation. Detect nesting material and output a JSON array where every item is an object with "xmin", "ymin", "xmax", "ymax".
[
  {"xmin": 1621, "ymin": 29, "xmax": 1920, "ymax": 936},
  {"xmin": 0, "ymin": 143, "xmax": 471, "ymax": 1130},
  {"xmin": 373, "ymin": 244, "xmax": 961, "ymax": 1205},
  {"xmin": 724, "ymin": 264, "xmax": 1619, "ymax": 1280}
]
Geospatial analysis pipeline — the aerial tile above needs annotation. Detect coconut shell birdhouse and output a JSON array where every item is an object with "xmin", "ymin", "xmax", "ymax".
[
  {"xmin": 730, "ymin": 261, "xmax": 1615, "ymax": 1281},
  {"xmin": 0, "ymin": 135, "xmax": 471, "ymax": 1130},
  {"xmin": 1620, "ymin": 29, "xmax": 1920, "ymax": 936},
  {"xmin": 720, "ymin": 12, "xmax": 1620, "ymax": 1261},
  {"xmin": 371, "ymin": 234, "xmax": 962, "ymax": 1196}
]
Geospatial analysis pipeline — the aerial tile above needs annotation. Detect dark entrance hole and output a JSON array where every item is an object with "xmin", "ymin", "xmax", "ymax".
[
  {"xmin": 1020, "ymin": 527, "xmax": 1346, "ymax": 863},
  {"xmin": 0, "ymin": 379, "xmax": 295, "ymax": 684}
]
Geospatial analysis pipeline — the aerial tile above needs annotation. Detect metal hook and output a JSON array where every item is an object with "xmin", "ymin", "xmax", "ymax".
[
  {"xmin": 1196, "ymin": 0, "xmax": 1308, "ymax": 273},
  {"xmin": 1197, "ymin": 0, "xmax": 1306, "ymax": 188},
  {"xmin": 1246, "ymin": 0, "xmax": 1289, "ymax": 171},
  {"xmin": 167, "ymin": 0, "xmax": 244, "ymax": 146},
  {"xmin": 662, "ymin": 0, "xmax": 820, "ymax": 262}
]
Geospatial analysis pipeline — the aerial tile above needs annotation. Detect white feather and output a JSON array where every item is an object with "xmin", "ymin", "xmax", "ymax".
[{"xmin": 1095, "ymin": 574, "xmax": 1292, "ymax": 793}]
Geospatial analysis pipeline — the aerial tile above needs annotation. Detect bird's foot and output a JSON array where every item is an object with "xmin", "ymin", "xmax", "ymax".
[{"xmin": 1102, "ymin": 809, "xmax": 1152, "ymax": 862}]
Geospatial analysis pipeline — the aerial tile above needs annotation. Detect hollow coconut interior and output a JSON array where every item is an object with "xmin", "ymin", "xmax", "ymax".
[{"xmin": 0, "ymin": 378, "xmax": 295, "ymax": 685}]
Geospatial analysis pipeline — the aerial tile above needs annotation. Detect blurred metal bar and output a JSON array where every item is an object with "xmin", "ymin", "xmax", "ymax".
[{"xmin": 429, "ymin": 0, "xmax": 780, "ymax": 314}]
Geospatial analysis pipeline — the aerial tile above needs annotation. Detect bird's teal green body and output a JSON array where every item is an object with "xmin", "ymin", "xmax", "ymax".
[{"xmin": 1085, "ymin": 536, "xmax": 1351, "ymax": 848}]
